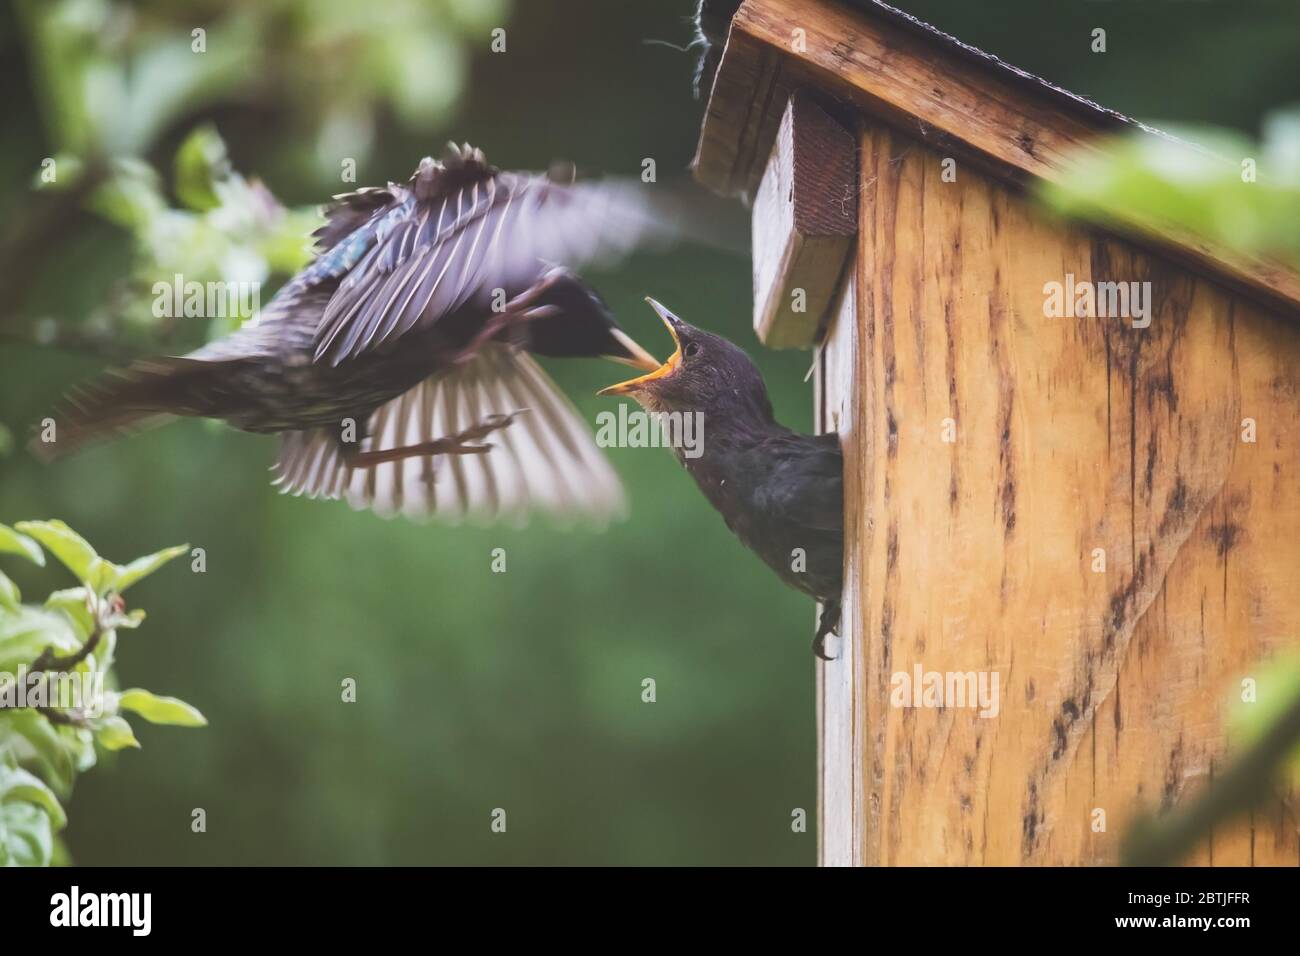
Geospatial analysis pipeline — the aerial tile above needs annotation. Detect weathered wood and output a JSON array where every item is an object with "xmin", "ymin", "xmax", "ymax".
[
  {"xmin": 821, "ymin": 120, "xmax": 1300, "ymax": 865},
  {"xmin": 816, "ymin": 272, "xmax": 861, "ymax": 865},
  {"xmin": 693, "ymin": 20, "xmax": 788, "ymax": 202},
  {"xmin": 694, "ymin": 0, "xmax": 1300, "ymax": 320},
  {"xmin": 753, "ymin": 92, "xmax": 857, "ymax": 349}
]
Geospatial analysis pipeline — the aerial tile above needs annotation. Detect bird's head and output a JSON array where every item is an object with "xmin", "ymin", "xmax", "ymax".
[
  {"xmin": 598, "ymin": 298, "xmax": 773, "ymax": 420},
  {"xmin": 522, "ymin": 276, "xmax": 661, "ymax": 372}
]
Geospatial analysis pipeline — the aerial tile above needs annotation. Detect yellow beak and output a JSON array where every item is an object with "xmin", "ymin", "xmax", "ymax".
[
  {"xmin": 606, "ymin": 328, "xmax": 662, "ymax": 372},
  {"xmin": 598, "ymin": 298, "xmax": 683, "ymax": 396}
]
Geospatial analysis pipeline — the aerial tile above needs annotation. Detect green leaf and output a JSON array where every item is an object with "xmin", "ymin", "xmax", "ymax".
[
  {"xmin": 13, "ymin": 522, "xmax": 97, "ymax": 585},
  {"xmin": 1039, "ymin": 110, "xmax": 1300, "ymax": 269},
  {"xmin": 12, "ymin": 524, "xmax": 186, "ymax": 598},
  {"xmin": 118, "ymin": 689, "xmax": 207, "ymax": 727},
  {"xmin": 0, "ymin": 524, "xmax": 44, "ymax": 566},
  {"xmin": 110, "ymin": 609, "xmax": 145, "ymax": 630},
  {"xmin": 43, "ymin": 588, "xmax": 93, "ymax": 639},
  {"xmin": 94, "ymin": 716, "xmax": 139, "ymax": 751},
  {"xmin": 1230, "ymin": 654, "xmax": 1300, "ymax": 780},
  {"xmin": 174, "ymin": 124, "xmax": 228, "ymax": 212},
  {"xmin": 0, "ymin": 765, "xmax": 67, "ymax": 830},
  {"xmin": 50, "ymin": 832, "xmax": 71, "ymax": 867},
  {"xmin": 0, "ymin": 712, "xmax": 77, "ymax": 796},
  {"xmin": 89, "ymin": 161, "xmax": 167, "ymax": 230},
  {"xmin": 111, "ymin": 543, "xmax": 189, "ymax": 592},
  {"xmin": 64, "ymin": 725, "xmax": 98, "ymax": 776},
  {"xmin": 0, "ymin": 571, "xmax": 18, "ymax": 612},
  {"xmin": 85, "ymin": 556, "xmax": 118, "ymax": 594},
  {"xmin": 0, "ymin": 801, "xmax": 54, "ymax": 867},
  {"xmin": 0, "ymin": 605, "xmax": 85, "ymax": 675}
]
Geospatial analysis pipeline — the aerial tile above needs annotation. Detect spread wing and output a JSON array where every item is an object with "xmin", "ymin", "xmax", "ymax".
[
  {"xmin": 311, "ymin": 149, "xmax": 662, "ymax": 367},
  {"xmin": 271, "ymin": 344, "xmax": 625, "ymax": 525}
]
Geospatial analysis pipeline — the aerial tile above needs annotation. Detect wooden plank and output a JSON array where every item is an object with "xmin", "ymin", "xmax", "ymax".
[
  {"xmin": 693, "ymin": 0, "xmax": 1300, "ymax": 320},
  {"xmin": 693, "ymin": 26, "xmax": 789, "ymax": 201},
  {"xmin": 817, "ymin": 270, "xmax": 861, "ymax": 865},
  {"xmin": 829, "ymin": 119, "xmax": 1300, "ymax": 864},
  {"xmin": 752, "ymin": 92, "xmax": 857, "ymax": 349}
]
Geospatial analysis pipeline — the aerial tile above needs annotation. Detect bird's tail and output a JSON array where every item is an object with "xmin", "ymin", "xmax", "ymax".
[{"xmin": 30, "ymin": 357, "xmax": 219, "ymax": 462}]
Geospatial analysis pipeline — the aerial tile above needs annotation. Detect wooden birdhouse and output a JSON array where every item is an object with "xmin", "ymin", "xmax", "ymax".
[{"xmin": 693, "ymin": 0, "xmax": 1300, "ymax": 865}]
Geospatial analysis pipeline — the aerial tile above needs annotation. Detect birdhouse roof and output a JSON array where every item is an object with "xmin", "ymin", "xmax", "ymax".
[{"xmin": 692, "ymin": 0, "xmax": 1300, "ymax": 317}]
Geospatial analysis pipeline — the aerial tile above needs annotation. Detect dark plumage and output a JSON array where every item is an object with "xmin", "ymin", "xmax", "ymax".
[
  {"xmin": 599, "ymin": 299, "xmax": 844, "ymax": 658},
  {"xmin": 35, "ymin": 144, "xmax": 668, "ymax": 524}
]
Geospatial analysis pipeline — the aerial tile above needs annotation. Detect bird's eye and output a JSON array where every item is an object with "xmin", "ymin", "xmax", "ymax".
[{"xmin": 683, "ymin": 342, "xmax": 701, "ymax": 359}]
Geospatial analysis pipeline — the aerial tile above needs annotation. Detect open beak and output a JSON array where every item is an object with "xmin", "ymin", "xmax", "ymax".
[
  {"xmin": 606, "ymin": 328, "xmax": 662, "ymax": 372},
  {"xmin": 598, "ymin": 298, "xmax": 683, "ymax": 396}
]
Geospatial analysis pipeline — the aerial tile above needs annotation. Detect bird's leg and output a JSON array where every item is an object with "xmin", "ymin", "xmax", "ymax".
[
  {"xmin": 343, "ymin": 412, "xmax": 522, "ymax": 468},
  {"xmin": 812, "ymin": 599, "xmax": 842, "ymax": 661}
]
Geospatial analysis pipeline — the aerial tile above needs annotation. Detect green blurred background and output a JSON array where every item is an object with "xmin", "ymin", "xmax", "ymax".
[{"xmin": 1, "ymin": 0, "xmax": 1298, "ymax": 865}]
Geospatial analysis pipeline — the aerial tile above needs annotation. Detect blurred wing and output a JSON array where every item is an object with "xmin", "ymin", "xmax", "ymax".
[
  {"xmin": 185, "ymin": 281, "xmax": 330, "ymax": 361},
  {"xmin": 311, "ymin": 185, "xmax": 399, "ymax": 256},
  {"xmin": 312, "ymin": 171, "xmax": 662, "ymax": 367},
  {"xmin": 294, "ymin": 185, "xmax": 408, "ymax": 291},
  {"xmin": 272, "ymin": 344, "xmax": 625, "ymax": 525}
]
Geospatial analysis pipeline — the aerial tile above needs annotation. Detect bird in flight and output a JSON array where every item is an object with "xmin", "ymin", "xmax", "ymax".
[
  {"xmin": 599, "ymin": 299, "xmax": 844, "ymax": 658},
  {"xmin": 35, "ymin": 144, "xmax": 666, "ymax": 525}
]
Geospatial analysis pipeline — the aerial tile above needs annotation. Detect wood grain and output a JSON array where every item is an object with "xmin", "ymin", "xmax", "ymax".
[
  {"xmin": 753, "ymin": 92, "xmax": 857, "ymax": 349},
  {"xmin": 817, "ymin": 271, "xmax": 862, "ymax": 865},
  {"xmin": 827, "ymin": 120, "xmax": 1300, "ymax": 865},
  {"xmin": 694, "ymin": 0, "xmax": 1300, "ymax": 321}
]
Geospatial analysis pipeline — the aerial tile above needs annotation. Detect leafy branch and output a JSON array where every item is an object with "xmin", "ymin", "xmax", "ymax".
[
  {"xmin": 0, "ymin": 520, "xmax": 203, "ymax": 867},
  {"xmin": 5, "ymin": 0, "xmax": 510, "ymax": 347}
]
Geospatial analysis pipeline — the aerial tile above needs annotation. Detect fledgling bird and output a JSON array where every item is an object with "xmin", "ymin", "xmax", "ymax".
[
  {"xmin": 35, "ymin": 144, "xmax": 667, "ymax": 524},
  {"xmin": 599, "ymin": 299, "xmax": 844, "ymax": 658}
]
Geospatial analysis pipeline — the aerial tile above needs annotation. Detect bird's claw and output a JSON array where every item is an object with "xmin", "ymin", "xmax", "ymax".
[
  {"xmin": 342, "ymin": 411, "xmax": 520, "ymax": 466},
  {"xmin": 451, "ymin": 411, "xmax": 520, "ymax": 444},
  {"xmin": 812, "ymin": 632, "xmax": 837, "ymax": 662},
  {"xmin": 812, "ymin": 600, "xmax": 842, "ymax": 661}
]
